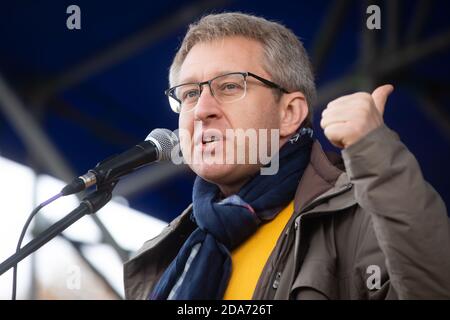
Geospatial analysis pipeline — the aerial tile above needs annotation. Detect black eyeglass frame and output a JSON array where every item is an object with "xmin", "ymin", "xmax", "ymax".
[{"xmin": 164, "ymin": 71, "xmax": 290, "ymax": 112}]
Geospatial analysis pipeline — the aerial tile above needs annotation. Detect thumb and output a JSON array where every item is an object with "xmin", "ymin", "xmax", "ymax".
[{"xmin": 371, "ymin": 84, "xmax": 394, "ymax": 115}]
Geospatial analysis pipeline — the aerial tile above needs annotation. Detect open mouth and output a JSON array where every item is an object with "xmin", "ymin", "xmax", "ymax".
[{"xmin": 202, "ymin": 135, "xmax": 220, "ymax": 144}]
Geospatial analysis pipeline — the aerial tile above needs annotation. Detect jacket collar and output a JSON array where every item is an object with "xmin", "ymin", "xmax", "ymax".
[{"xmin": 294, "ymin": 140, "xmax": 355, "ymax": 215}]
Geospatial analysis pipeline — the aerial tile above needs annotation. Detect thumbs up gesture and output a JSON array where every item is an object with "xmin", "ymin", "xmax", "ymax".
[{"xmin": 320, "ymin": 85, "xmax": 394, "ymax": 149}]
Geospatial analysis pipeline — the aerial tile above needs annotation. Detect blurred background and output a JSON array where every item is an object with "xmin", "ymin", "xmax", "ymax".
[{"xmin": 0, "ymin": 0, "xmax": 449, "ymax": 299}]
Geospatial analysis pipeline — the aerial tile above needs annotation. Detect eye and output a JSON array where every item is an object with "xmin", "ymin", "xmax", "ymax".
[
  {"xmin": 220, "ymin": 82, "xmax": 242, "ymax": 92},
  {"xmin": 181, "ymin": 89, "xmax": 200, "ymax": 101}
]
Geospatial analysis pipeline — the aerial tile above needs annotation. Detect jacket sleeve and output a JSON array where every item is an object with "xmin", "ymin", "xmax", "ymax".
[{"xmin": 342, "ymin": 124, "xmax": 450, "ymax": 299}]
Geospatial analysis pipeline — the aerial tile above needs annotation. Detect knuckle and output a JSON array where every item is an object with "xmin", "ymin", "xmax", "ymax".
[
  {"xmin": 356, "ymin": 92, "xmax": 371, "ymax": 99},
  {"xmin": 326, "ymin": 101, "xmax": 335, "ymax": 109}
]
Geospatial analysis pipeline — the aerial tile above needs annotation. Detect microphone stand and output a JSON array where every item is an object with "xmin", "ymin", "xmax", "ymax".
[{"xmin": 0, "ymin": 181, "xmax": 117, "ymax": 277}]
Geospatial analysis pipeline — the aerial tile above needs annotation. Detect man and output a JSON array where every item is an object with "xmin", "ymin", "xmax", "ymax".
[{"xmin": 124, "ymin": 12, "xmax": 450, "ymax": 299}]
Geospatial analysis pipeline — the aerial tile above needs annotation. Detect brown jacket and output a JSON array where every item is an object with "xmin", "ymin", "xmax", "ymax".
[{"xmin": 123, "ymin": 124, "xmax": 450, "ymax": 299}]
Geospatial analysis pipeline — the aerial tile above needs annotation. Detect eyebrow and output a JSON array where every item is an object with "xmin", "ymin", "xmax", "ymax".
[{"xmin": 177, "ymin": 70, "xmax": 239, "ymax": 85}]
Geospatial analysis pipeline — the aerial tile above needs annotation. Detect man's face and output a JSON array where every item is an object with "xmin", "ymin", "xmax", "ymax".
[{"xmin": 177, "ymin": 36, "xmax": 281, "ymax": 194}]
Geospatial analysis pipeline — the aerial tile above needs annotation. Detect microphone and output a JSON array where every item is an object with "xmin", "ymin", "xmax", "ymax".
[{"xmin": 61, "ymin": 128, "xmax": 179, "ymax": 196}]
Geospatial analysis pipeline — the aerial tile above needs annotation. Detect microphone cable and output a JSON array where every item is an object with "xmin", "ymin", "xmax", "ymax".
[{"xmin": 11, "ymin": 192, "xmax": 62, "ymax": 300}]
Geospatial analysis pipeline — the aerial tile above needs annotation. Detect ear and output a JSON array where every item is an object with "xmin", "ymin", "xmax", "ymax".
[{"xmin": 279, "ymin": 91, "xmax": 309, "ymax": 139}]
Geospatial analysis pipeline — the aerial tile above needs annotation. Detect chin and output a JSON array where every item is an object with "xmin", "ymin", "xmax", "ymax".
[
  {"xmin": 191, "ymin": 162, "xmax": 260, "ymax": 192},
  {"xmin": 192, "ymin": 162, "xmax": 236, "ymax": 184}
]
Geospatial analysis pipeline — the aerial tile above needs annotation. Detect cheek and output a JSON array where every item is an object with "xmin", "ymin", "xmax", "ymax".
[
  {"xmin": 248, "ymin": 92, "xmax": 278, "ymax": 121},
  {"xmin": 237, "ymin": 102, "xmax": 279, "ymax": 130},
  {"xmin": 178, "ymin": 115, "xmax": 194, "ymax": 152},
  {"xmin": 178, "ymin": 113, "xmax": 194, "ymax": 136}
]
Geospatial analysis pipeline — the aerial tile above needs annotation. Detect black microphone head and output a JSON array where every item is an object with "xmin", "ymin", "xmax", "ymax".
[{"xmin": 145, "ymin": 128, "xmax": 179, "ymax": 161}]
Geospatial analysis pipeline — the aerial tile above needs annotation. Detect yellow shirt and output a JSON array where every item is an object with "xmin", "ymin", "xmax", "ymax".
[{"xmin": 223, "ymin": 201, "xmax": 294, "ymax": 300}]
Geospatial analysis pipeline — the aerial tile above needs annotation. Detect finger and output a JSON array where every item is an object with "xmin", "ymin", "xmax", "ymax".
[
  {"xmin": 320, "ymin": 111, "xmax": 350, "ymax": 129},
  {"xmin": 371, "ymin": 84, "xmax": 394, "ymax": 115},
  {"xmin": 321, "ymin": 104, "xmax": 364, "ymax": 129},
  {"xmin": 323, "ymin": 122, "xmax": 350, "ymax": 148},
  {"xmin": 326, "ymin": 93, "xmax": 363, "ymax": 111}
]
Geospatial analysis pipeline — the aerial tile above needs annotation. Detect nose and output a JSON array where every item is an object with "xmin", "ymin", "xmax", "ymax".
[{"xmin": 193, "ymin": 84, "xmax": 222, "ymax": 122}]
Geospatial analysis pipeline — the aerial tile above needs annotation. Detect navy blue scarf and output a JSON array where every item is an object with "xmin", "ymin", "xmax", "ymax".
[{"xmin": 150, "ymin": 128, "xmax": 314, "ymax": 299}]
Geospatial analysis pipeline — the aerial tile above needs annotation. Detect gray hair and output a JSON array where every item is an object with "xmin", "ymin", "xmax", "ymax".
[{"xmin": 169, "ymin": 12, "xmax": 316, "ymax": 124}]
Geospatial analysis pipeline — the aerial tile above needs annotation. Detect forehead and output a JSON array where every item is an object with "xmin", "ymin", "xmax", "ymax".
[{"xmin": 177, "ymin": 36, "xmax": 267, "ymax": 84}]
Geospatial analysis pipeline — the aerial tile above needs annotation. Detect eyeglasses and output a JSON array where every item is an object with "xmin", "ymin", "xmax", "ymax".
[{"xmin": 165, "ymin": 71, "xmax": 289, "ymax": 114}]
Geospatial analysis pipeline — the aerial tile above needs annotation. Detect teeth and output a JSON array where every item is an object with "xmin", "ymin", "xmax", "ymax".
[{"xmin": 203, "ymin": 136, "xmax": 216, "ymax": 143}]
